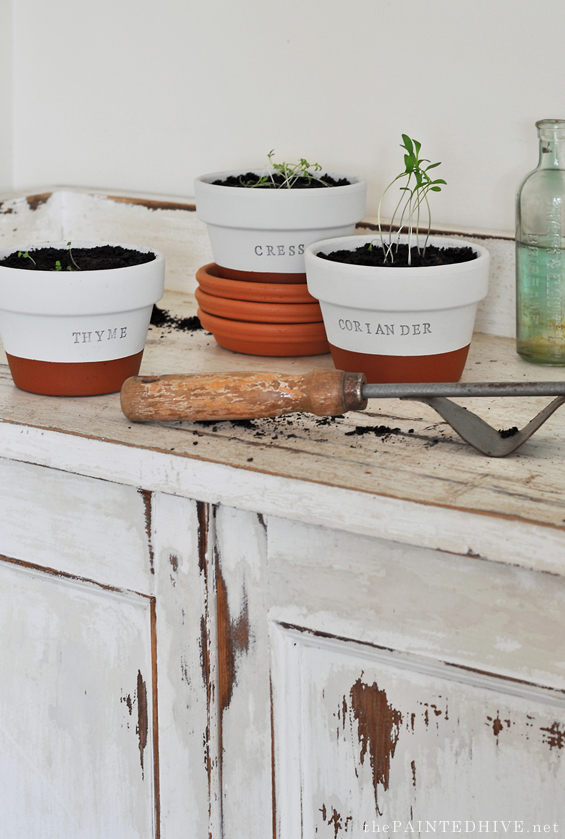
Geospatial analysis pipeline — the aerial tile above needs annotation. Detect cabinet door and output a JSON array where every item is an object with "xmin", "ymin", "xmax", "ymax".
[
  {"xmin": 0, "ymin": 558, "xmax": 155, "ymax": 839},
  {"xmin": 215, "ymin": 508, "xmax": 565, "ymax": 838},
  {"xmin": 0, "ymin": 458, "xmax": 212, "ymax": 839}
]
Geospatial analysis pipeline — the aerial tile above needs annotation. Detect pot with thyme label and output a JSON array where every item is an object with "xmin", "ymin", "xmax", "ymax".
[{"xmin": 0, "ymin": 241, "xmax": 165, "ymax": 396}]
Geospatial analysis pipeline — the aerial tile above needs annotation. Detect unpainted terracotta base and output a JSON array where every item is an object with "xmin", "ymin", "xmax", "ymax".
[
  {"xmin": 215, "ymin": 264, "xmax": 307, "ymax": 285},
  {"xmin": 7, "ymin": 351, "xmax": 145, "ymax": 396},
  {"xmin": 329, "ymin": 344, "xmax": 470, "ymax": 383},
  {"xmin": 198, "ymin": 309, "xmax": 329, "ymax": 357}
]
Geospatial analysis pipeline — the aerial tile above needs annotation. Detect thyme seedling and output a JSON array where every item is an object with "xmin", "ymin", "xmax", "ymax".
[
  {"xmin": 67, "ymin": 241, "xmax": 80, "ymax": 271},
  {"xmin": 18, "ymin": 250, "xmax": 36, "ymax": 268},
  {"xmin": 54, "ymin": 243, "xmax": 79, "ymax": 271},
  {"xmin": 240, "ymin": 150, "xmax": 330, "ymax": 189},
  {"xmin": 377, "ymin": 134, "xmax": 446, "ymax": 265}
]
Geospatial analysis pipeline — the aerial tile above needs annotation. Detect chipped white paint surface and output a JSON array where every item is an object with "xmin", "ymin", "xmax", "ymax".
[
  {"xmin": 151, "ymin": 493, "xmax": 215, "ymax": 838},
  {"xmin": 214, "ymin": 506, "xmax": 273, "ymax": 839},
  {"xmin": 0, "ymin": 560, "xmax": 155, "ymax": 838},
  {"xmin": 265, "ymin": 517, "xmax": 565, "ymax": 690},
  {"xmin": 273, "ymin": 627, "xmax": 565, "ymax": 837},
  {"xmin": 0, "ymin": 188, "xmax": 562, "ymax": 836},
  {"xmin": 0, "ymin": 457, "xmax": 154, "ymax": 591}
]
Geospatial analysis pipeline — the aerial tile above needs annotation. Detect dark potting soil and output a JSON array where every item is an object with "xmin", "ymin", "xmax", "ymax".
[
  {"xmin": 318, "ymin": 242, "xmax": 477, "ymax": 268},
  {"xmin": 213, "ymin": 172, "xmax": 351, "ymax": 189},
  {"xmin": 150, "ymin": 304, "xmax": 203, "ymax": 332},
  {"xmin": 0, "ymin": 245, "xmax": 156, "ymax": 272}
]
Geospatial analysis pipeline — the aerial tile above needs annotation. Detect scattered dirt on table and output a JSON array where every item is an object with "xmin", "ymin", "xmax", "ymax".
[
  {"xmin": 345, "ymin": 425, "xmax": 401, "ymax": 438},
  {"xmin": 150, "ymin": 305, "xmax": 203, "ymax": 332},
  {"xmin": 194, "ymin": 414, "xmax": 345, "ymax": 439}
]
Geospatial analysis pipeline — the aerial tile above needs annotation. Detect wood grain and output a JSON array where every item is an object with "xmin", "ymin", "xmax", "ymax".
[{"xmin": 120, "ymin": 369, "xmax": 367, "ymax": 422}]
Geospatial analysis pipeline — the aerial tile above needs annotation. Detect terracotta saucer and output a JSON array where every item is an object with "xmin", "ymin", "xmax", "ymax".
[
  {"xmin": 195, "ymin": 287, "xmax": 322, "ymax": 324},
  {"xmin": 215, "ymin": 264, "xmax": 307, "ymax": 284},
  {"xmin": 196, "ymin": 263, "xmax": 318, "ymax": 304},
  {"xmin": 198, "ymin": 309, "xmax": 329, "ymax": 357}
]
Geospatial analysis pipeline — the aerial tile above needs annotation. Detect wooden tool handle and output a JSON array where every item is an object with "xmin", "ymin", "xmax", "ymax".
[{"xmin": 120, "ymin": 369, "xmax": 367, "ymax": 422}]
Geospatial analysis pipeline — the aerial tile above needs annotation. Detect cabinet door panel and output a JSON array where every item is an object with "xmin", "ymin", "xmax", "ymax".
[
  {"xmin": 0, "ymin": 559, "xmax": 155, "ymax": 839},
  {"xmin": 266, "ymin": 516, "xmax": 565, "ymax": 689},
  {"xmin": 0, "ymin": 457, "xmax": 154, "ymax": 593},
  {"xmin": 272, "ymin": 626, "xmax": 565, "ymax": 838}
]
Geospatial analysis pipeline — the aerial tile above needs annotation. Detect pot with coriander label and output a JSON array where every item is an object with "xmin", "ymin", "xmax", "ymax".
[
  {"xmin": 0, "ymin": 241, "xmax": 165, "ymax": 396},
  {"xmin": 194, "ymin": 150, "xmax": 366, "ymax": 284},
  {"xmin": 305, "ymin": 135, "xmax": 490, "ymax": 383}
]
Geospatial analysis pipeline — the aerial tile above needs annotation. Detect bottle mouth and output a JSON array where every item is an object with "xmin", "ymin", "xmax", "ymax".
[{"xmin": 536, "ymin": 118, "xmax": 565, "ymax": 138}]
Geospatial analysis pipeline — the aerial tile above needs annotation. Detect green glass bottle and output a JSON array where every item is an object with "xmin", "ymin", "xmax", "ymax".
[{"xmin": 516, "ymin": 119, "xmax": 565, "ymax": 365}]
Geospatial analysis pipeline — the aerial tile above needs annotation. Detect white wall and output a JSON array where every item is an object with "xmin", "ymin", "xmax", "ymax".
[
  {"xmin": 9, "ymin": 0, "xmax": 565, "ymax": 232},
  {"xmin": 0, "ymin": 0, "xmax": 13, "ymax": 193}
]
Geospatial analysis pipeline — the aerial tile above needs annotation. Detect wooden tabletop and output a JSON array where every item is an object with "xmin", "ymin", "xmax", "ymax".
[{"xmin": 1, "ymin": 289, "xmax": 565, "ymax": 573}]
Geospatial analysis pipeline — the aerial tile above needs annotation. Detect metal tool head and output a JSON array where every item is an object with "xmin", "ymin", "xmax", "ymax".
[
  {"xmin": 412, "ymin": 395, "xmax": 565, "ymax": 457},
  {"xmin": 361, "ymin": 381, "xmax": 565, "ymax": 456}
]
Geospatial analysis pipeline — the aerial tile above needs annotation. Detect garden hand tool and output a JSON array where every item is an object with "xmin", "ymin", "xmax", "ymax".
[{"xmin": 120, "ymin": 369, "xmax": 565, "ymax": 457}]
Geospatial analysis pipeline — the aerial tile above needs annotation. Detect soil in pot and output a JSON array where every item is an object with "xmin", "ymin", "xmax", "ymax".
[
  {"xmin": 212, "ymin": 173, "xmax": 351, "ymax": 189},
  {"xmin": 0, "ymin": 244, "xmax": 156, "ymax": 272},
  {"xmin": 318, "ymin": 242, "xmax": 477, "ymax": 268}
]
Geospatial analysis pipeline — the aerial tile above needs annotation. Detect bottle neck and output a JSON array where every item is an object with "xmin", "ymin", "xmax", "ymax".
[{"xmin": 537, "ymin": 120, "xmax": 565, "ymax": 169}]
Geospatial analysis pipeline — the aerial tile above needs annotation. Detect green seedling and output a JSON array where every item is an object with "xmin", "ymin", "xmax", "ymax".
[
  {"xmin": 54, "ymin": 243, "xmax": 79, "ymax": 271},
  {"xmin": 240, "ymin": 150, "xmax": 330, "ymax": 189},
  {"xmin": 18, "ymin": 250, "xmax": 36, "ymax": 268},
  {"xmin": 66, "ymin": 241, "xmax": 80, "ymax": 271},
  {"xmin": 377, "ymin": 134, "xmax": 446, "ymax": 265}
]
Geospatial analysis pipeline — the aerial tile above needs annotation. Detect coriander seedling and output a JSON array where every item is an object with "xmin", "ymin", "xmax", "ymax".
[{"xmin": 377, "ymin": 134, "xmax": 446, "ymax": 265}]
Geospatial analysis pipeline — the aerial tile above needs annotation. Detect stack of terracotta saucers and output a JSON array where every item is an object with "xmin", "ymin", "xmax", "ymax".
[{"xmin": 195, "ymin": 263, "xmax": 329, "ymax": 356}]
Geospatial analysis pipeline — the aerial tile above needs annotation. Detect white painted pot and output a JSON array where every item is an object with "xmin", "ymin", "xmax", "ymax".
[
  {"xmin": 0, "ymin": 241, "xmax": 165, "ymax": 395},
  {"xmin": 194, "ymin": 170, "xmax": 366, "ymax": 281},
  {"xmin": 305, "ymin": 234, "xmax": 490, "ymax": 383}
]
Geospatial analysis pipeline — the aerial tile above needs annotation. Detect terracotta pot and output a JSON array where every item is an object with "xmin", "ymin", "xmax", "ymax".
[
  {"xmin": 0, "ymin": 241, "xmax": 165, "ymax": 396},
  {"xmin": 305, "ymin": 234, "xmax": 490, "ymax": 383},
  {"xmin": 196, "ymin": 263, "xmax": 318, "ymax": 304},
  {"xmin": 195, "ymin": 287, "xmax": 322, "ymax": 324},
  {"xmin": 198, "ymin": 308, "xmax": 329, "ymax": 357},
  {"xmin": 194, "ymin": 169, "xmax": 366, "ymax": 284}
]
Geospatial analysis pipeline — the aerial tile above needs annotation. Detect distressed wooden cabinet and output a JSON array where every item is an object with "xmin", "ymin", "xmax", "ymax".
[{"xmin": 0, "ymin": 190, "xmax": 564, "ymax": 838}]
